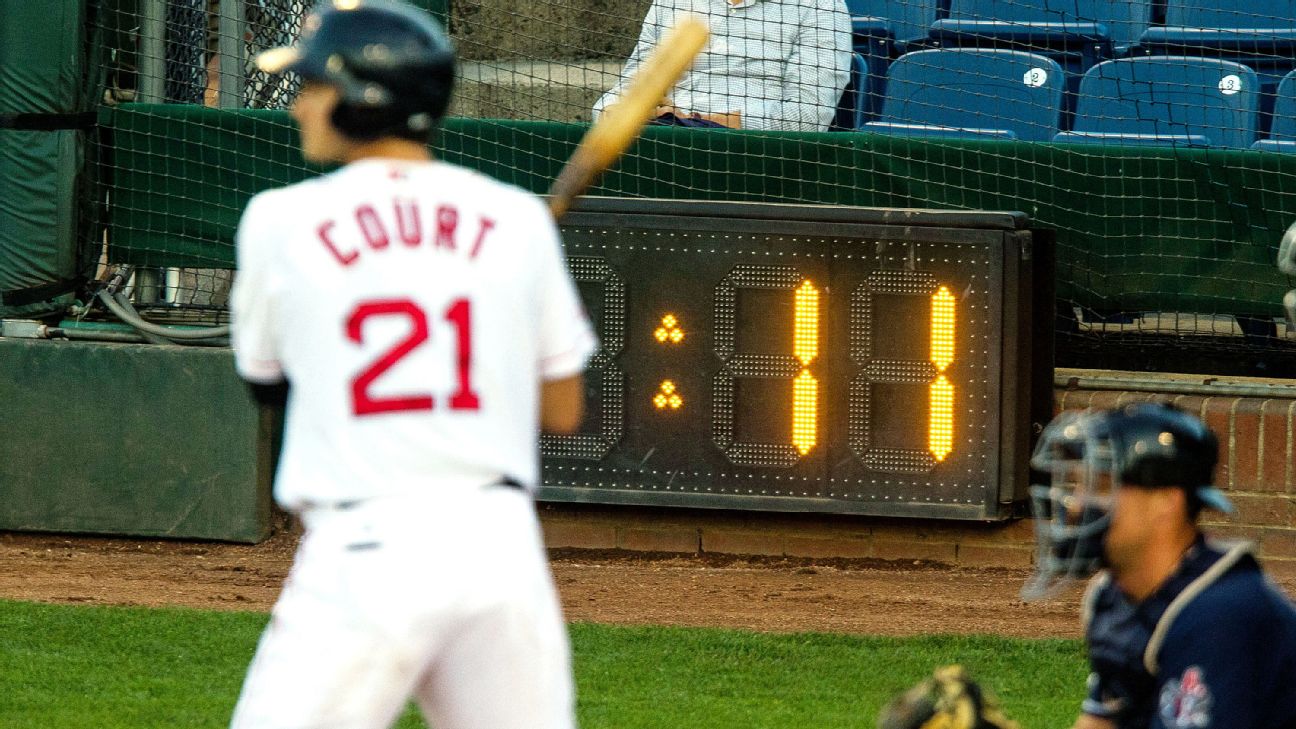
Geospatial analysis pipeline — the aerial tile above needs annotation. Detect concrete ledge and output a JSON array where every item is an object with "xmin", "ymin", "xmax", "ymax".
[
  {"xmin": 452, "ymin": 0, "xmax": 648, "ymax": 61},
  {"xmin": 451, "ymin": 60, "xmax": 621, "ymax": 122},
  {"xmin": 459, "ymin": 60, "xmax": 623, "ymax": 87}
]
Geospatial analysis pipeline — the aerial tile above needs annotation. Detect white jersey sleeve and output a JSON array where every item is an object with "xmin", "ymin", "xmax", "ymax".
[
  {"xmin": 230, "ymin": 191, "xmax": 286, "ymax": 384},
  {"xmin": 534, "ymin": 203, "xmax": 597, "ymax": 380}
]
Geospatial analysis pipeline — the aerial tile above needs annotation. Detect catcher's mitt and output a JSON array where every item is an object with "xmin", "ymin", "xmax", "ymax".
[{"xmin": 876, "ymin": 665, "xmax": 1020, "ymax": 729}]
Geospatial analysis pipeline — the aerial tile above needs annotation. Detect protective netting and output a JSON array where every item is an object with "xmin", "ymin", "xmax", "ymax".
[
  {"xmin": 84, "ymin": 0, "xmax": 1296, "ymax": 373},
  {"xmin": 91, "ymin": 0, "xmax": 311, "ymax": 319}
]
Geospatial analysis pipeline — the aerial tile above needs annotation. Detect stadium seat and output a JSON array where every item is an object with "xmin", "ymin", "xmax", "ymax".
[
  {"xmin": 1253, "ymin": 69, "xmax": 1296, "ymax": 151},
  {"xmin": 1140, "ymin": 0, "xmax": 1296, "ymax": 51},
  {"xmin": 1136, "ymin": 0, "xmax": 1296, "ymax": 128},
  {"xmin": 831, "ymin": 53, "xmax": 871, "ymax": 130},
  {"xmin": 843, "ymin": 0, "xmax": 944, "ymax": 124},
  {"xmin": 844, "ymin": 0, "xmax": 942, "ymax": 48},
  {"xmin": 861, "ymin": 49, "xmax": 1065, "ymax": 141},
  {"xmin": 930, "ymin": 0, "xmax": 1154, "ymax": 75},
  {"xmin": 1054, "ymin": 56, "xmax": 1260, "ymax": 148}
]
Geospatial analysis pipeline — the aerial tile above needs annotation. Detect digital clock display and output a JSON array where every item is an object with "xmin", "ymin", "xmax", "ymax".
[{"xmin": 539, "ymin": 200, "xmax": 1043, "ymax": 520}]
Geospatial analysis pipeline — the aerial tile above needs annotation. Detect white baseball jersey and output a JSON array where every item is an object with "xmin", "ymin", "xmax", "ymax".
[{"xmin": 230, "ymin": 158, "xmax": 597, "ymax": 510}]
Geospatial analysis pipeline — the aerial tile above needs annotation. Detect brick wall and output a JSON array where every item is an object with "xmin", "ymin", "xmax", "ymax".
[
  {"xmin": 538, "ymin": 385, "xmax": 1296, "ymax": 579},
  {"xmin": 539, "ymin": 503, "xmax": 1040, "ymax": 569}
]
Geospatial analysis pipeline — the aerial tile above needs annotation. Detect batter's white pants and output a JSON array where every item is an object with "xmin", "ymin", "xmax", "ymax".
[{"xmin": 229, "ymin": 487, "xmax": 576, "ymax": 729}]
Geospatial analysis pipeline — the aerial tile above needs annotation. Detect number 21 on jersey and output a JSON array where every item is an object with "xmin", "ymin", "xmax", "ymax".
[{"xmin": 345, "ymin": 297, "xmax": 480, "ymax": 416}]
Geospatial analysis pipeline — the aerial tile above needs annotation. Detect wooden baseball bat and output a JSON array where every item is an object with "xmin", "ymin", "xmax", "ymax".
[{"xmin": 547, "ymin": 15, "xmax": 710, "ymax": 220}]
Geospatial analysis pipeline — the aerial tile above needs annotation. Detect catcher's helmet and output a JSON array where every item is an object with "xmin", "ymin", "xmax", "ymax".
[
  {"xmin": 256, "ymin": 0, "xmax": 455, "ymax": 141},
  {"xmin": 1021, "ymin": 402, "xmax": 1231, "ymax": 600}
]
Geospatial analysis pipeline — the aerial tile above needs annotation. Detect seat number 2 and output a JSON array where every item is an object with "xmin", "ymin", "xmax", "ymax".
[{"xmin": 345, "ymin": 297, "xmax": 480, "ymax": 416}]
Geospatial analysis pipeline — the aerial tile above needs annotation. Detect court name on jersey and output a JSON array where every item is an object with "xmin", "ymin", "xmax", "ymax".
[{"xmin": 316, "ymin": 198, "xmax": 497, "ymax": 267}]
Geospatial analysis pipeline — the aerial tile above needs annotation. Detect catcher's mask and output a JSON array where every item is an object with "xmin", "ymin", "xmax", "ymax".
[{"xmin": 1021, "ymin": 403, "xmax": 1231, "ymax": 601}]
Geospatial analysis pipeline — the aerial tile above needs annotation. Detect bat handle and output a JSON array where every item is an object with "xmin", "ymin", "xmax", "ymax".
[
  {"xmin": 548, "ymin": 170, "xmax": 580, "ymax": 220},
  {"xmin": 547, "ymin": 147, "xmax": 599, "ymax": 221}
]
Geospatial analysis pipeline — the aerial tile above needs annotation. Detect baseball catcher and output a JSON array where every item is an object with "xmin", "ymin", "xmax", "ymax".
[
  {"xmin": 877, "ymin": 664, "xmax": 1020, "ymax": 729},
  {"xmin": 1023, "ymin": 402, "xmax": 1296, "ymax": 729}
]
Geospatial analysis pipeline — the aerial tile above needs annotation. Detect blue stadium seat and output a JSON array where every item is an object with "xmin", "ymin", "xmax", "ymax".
[
  {"xmin": 1141, "ymin": 0, "xmax": 1296, "ymax": 50},
  {"xmin": 1054, "ymin": 56, "xmax": 1260, "ymax": 148},
  {"xmin": 1137, "ymin": 0, "xmax": 1296, "ymax": 130},
  {"xmin": 931, "ymin": 0, "xmax": 1154, "ymax": 59},
  {"xmin": 1253, "ymin": 70, "xmax": 1296, "ymax": 151},
  {"xmin": 861, "ymin": 49, "xmax": 1065, "ymax": 140},
  {"xmin": 843, "ymin": 0, "xmax": 944, "ymax": 123},
  {"xmin": 831, "ymin": 53, "xmax": 871, "ymax": 130},
  {"xmin": 844, "ymin": 0, "xmax": 941, "ymax": 47}
]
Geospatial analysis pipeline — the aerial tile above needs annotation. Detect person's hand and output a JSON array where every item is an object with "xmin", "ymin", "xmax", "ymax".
[
  {"xmin": 653, "ymin": 98, "xmax": 677, "ymax": 118},
  {"xmin": 695, "ymin": 110, "xmax": 742, "ymax": 128}
]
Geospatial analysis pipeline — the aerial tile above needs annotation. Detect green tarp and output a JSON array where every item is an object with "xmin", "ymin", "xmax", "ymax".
[
  {"xmin": 0, "ymin": 0, "xmax": 89, "ymax": 317},
  {"xmin": 106, "ymin": 104, "xmax": 1296, "ymax": 316}
]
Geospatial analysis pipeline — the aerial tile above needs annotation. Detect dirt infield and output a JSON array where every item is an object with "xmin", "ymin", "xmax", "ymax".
[
  {"xmin": 10, "ymin": 525, "xmax": 1296, "ymax": 639},
  {"xmin": 12, "ymin": 523, "xmax": 1296, "ymax": 640},
  {"xmin": 0, "ymin": 527, "xmax": 1093, "ymax": 638}
]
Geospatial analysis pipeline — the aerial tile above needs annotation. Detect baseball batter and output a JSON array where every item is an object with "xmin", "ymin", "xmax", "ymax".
[
  {"xmin": 1025, "ymin": 403, "xmax": 1296, "ymax": 729},
  {"xmin": 227, "ymin": 2, "xmax": 596, "ymax": 727}
]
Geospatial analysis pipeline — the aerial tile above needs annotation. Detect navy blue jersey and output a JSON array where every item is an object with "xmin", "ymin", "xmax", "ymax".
[{"xmin": 1082, "ymin": 538, "xmax": 1296, "ymax": 729}]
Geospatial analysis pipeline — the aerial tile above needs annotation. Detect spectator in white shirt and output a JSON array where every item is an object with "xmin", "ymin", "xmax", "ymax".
[{"xmin": 594, "ymin": 0, "xmax": 852, "ymax": 131}]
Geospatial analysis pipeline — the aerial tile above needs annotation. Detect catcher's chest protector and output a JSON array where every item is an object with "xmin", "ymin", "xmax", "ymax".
[
  {"xmin": 1085, "ymin": 580, "xmax": 1159, "ymax": 728},
  {"xmin": 1082, "ymin": 541, "xmax": 1248, "ymax": 729}
]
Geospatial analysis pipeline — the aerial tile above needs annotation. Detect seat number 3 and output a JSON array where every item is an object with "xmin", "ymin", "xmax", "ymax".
[{"xmin": 345, "ymin": 297, "xmax": 480, "ymax": 416}]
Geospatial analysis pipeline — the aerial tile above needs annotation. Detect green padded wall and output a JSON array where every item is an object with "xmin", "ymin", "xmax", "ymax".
[
  {"xmin": 0, "ymin": 0, "xmax": 89, "ymax": 318},
  {"xmin": 0, "ymin": 338, "xmax": 275, "ymax": 542}
]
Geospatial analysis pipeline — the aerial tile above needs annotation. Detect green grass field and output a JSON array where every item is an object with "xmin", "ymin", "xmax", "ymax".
[{"xmin": 0, "ymin": 599, "xmax": 1087, "ymax": 728}]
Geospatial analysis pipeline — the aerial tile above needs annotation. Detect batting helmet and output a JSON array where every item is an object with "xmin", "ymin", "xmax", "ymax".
[
  {"xmin": 1021, "ymin": 402, "xmax": 1231, "ymax": 600},
  {"xmin": 256, "ymin": 0, "xmax": 456, "ymax": 141}
]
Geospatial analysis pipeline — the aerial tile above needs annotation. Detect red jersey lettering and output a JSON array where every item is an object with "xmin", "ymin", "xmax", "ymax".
[
  {"xmin": 394, "ymin": 198, "xmax": 421, "ymax": 247},
  {"xmin": 318, "ymin": 220, "xmax": 358, "ymax": 267},
  {"xmin": 469, "ymin": 216, "xmax": 495, "ymax": 260},
  {"xmin": 356, "ymin": 204, "xmax": 390, "ymax": 250},
  {"xmin": 435, "ymin": 205, "xmax": 458, "ymax": 250}
]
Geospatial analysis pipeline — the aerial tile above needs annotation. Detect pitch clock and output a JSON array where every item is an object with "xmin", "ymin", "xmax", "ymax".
[{"xmin": 539, "ymin": 199, "xmax": 1048, "ymax": 520}]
